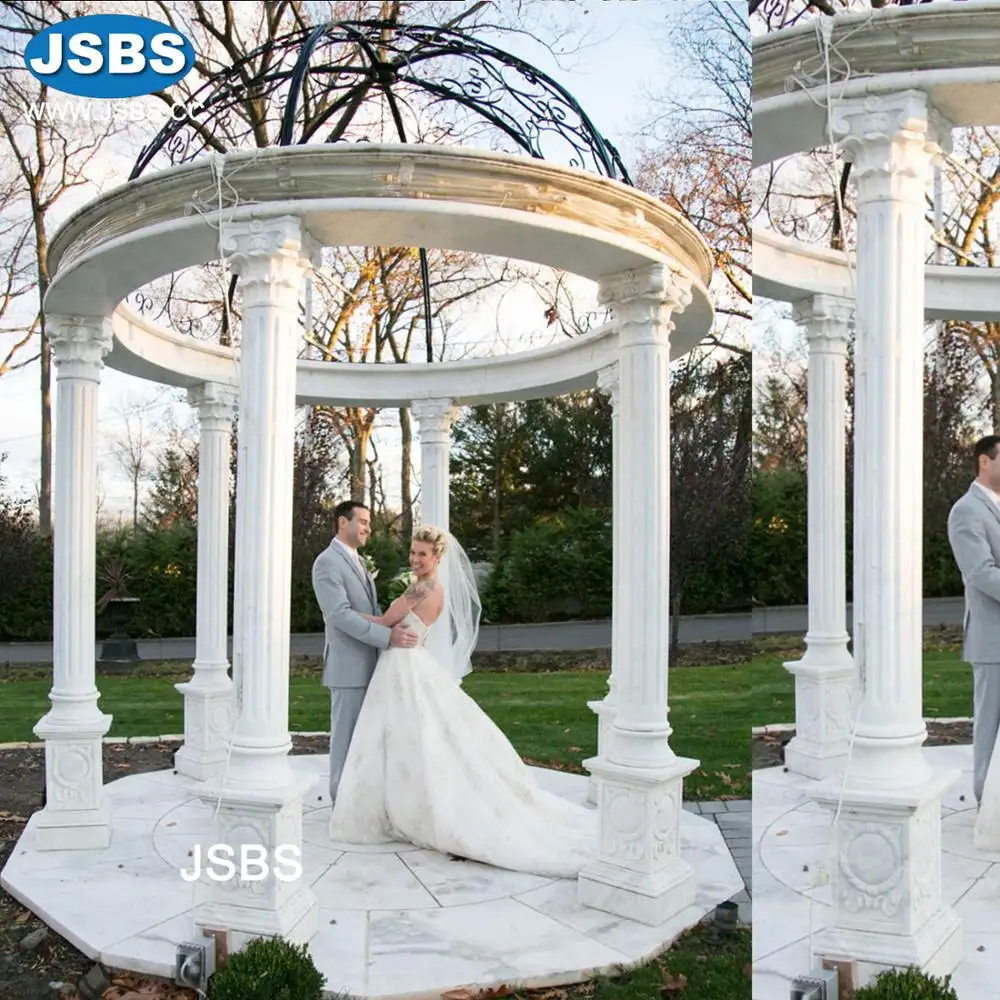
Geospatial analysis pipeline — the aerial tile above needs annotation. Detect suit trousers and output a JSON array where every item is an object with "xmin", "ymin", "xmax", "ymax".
[
  {"xmin": 973, "ymin": 662, "xmax": 1000, "ymax": 804},
  {"xmin": 329, "ymin": 686, "xmax": 367, "ymax": 803}
]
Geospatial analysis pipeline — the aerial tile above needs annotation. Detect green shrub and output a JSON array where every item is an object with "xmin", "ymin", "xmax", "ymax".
[
  {"xmin": 206, "ymin": 935, "xmax": 325, "ymax": 1000},
  {"xmin": 853, "ymin": 966, "xmax": 958, "ymax": 1000}
]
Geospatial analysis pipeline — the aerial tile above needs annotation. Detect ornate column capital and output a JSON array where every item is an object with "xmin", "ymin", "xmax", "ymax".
[
  {"xmin": 188, "ymin": 381, "xmax": 239, "ymax": 431},
  {"xmin": 598, "ymin": 263, "xmax": 693, "ymax": 347},
  {"xmin": 220, "ymin": 216, "xmax": 317, "ymax": 297},
  {"xmin": 830, "ymin": 91, "xmax": 951, "ymax": 204},
  {"xmin": 412, "ymin": 398, "xmax": 457, "ymax": 436},
  {"xmin": 596, "ymin": 363, "xmax": 620, "ymax": 410},
  {"xmin": 793, "ymin": 294, "xmax": 853, "ymax": 356},
  {"xmin": 48, "ymin": 315, "xmax": 113, "ymax": 380}
]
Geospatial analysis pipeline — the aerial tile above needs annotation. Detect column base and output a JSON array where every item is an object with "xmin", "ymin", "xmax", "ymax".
[
  {"xmin": 584, "ymin": 697, "xmax": 617, "ymax": 804},
  {"xmin": 192, "ymin": 773, "xmax": 318, "ymax": 945},
  {"xmin": 175, "ymin": 668, "xmax": 235, "ymax": 781},
  {"xmin": 32, "ymin": 710, "xmax": 112, "ymax": 851},
  {"xmin": 579, "ymin": 754, "xmax": 698, "ymax": 927},
  {"xmin": 808, "ymin": 765, "xmax": 962, "ymax": 980},
  {"xmin": 783, "ymin": 643, "xmax": 855, "ymax": 781}
]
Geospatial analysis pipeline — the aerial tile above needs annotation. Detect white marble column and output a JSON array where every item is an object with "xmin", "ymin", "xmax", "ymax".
[
  {"xmin": 783, "ymin": 294, "xmax": 855, "ymax": 779},
  {"xmin": 194, "ymin": 217, "xmax": 318, "ymax": 944},
  {"xmin": 578, "ymin": 263, "xmax": 699, "ymax": 927},
  {"xmin": 810, "ymin": 91, "xmax": 961, "ymax": 981},
  {"xmin": 33, "ymin": 316, "xmax": 114, "ymax": 850},
  {"xmin": 585, "ymin": 363, "xmax": 620, "ymax": 803},
  {"xmin": 412, "ymin": 399, "xmax": 456, "ymax": 669},
  {"xmin": 175, "ymin": 382, "xmax": 238, "ymax": 780}
]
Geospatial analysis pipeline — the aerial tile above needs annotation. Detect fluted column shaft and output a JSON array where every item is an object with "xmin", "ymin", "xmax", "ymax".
[
  {"xmin": 836, "ymin": 93, "xmax": 942, "ymax": 787},
  {"xmin": 412, "ymin": 399, "xmax": 456, "ymax": 670},
  {"xmin": 608, "ymin": 268, "xmax": 689, "ymax": 766},
  {"xmin": 175, "ymin": 381, "xmax": 238, "ymax": 780},
  {"xmin": 808, "ymin": 91, "xmax": 962, "ymax": 980},
  {"xmin": 579, "ymin": 264, "xmax": 699, "ymax": 928},
  {"xmin": 783, "ymin": 295, "xmax": 854, "ymax": 779},
  {"xmin": 33, "ymin": 316, "xmax": 114, "ymax": 849},
  {"xmin": 223, "ymin": 216, "xmax": 315, "ymax": 787},
  {"xmin": 585, "ymin": 364, "xmax": 620, "ymax": 801}
]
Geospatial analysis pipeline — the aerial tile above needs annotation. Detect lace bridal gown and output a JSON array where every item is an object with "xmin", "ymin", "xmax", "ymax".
[{"xmin": 327, "ymin": 610, "xmax": 597, "ymax": 878}]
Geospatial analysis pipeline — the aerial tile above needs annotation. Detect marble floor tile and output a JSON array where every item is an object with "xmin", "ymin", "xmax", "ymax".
[{"xmin": 312, "ymin": 851, "xmax": 441, "ymax": 910}]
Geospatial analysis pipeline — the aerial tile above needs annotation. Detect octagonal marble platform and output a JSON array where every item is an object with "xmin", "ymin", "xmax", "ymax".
[
  {"xmin": 753, "ymin": 745, "xmax": 1000, "ymax": 1000},
  {"xmin": 1, "ymin": 754, "xmax": 741, "ymax": 999}
]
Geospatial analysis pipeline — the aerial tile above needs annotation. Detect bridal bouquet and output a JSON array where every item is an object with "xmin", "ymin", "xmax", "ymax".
[{"xmin": 388, "ymin": 568, "xmax": 415, "ymax": 601}]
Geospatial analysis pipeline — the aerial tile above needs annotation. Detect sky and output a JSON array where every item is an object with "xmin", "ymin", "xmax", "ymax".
[{"xmin": 0, "ymin": 0, "xmax": 708, "ymax": 518}]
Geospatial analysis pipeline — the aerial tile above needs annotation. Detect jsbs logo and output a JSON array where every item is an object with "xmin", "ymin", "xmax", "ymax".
[{"xmin": 24, "ymin": 14, "xmax": 195, "ymax": 99}]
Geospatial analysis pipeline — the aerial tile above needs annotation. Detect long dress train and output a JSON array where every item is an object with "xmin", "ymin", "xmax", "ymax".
[{"xmin": 328, "ymin": 611, "xmax": 597, "ymax": 878}]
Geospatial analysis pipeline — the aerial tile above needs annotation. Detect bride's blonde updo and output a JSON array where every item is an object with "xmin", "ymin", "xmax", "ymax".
[{"xmin": 412, "ymin": 525, "xmax": 448, "ymax": 558}]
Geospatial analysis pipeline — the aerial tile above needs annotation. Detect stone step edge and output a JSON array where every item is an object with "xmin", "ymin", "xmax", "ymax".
[
  {"xmin": 0, "ymin": 731, "xmax": 334, "ymax": 750},
  {"xmin": 753, "ymin": 717, "xmax": 972, "ymax": 736}
]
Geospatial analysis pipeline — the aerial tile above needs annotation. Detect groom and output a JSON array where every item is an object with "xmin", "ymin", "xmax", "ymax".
[
  {"xmin": 311, "ymin": 500, "xmax": 417, "ymax": 805},
  {"xmin": 947, "ymin": 434, "xmax": 1000, "ymax": 808}
]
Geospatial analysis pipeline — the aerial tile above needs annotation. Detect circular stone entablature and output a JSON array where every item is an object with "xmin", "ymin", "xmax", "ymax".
[
  {"xmin": 45, "ymin": 144, "xmax": 714, "ymax": 406},
  {"xmin": 753, "ymin": 0, "xmax": 1000, "ymax": 167}
]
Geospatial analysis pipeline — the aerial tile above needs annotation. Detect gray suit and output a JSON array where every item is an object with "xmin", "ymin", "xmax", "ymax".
[
  {"xmin": 947, "ymin": 483, "xmax": 1000, "ymax": 803},
  {"xmin": 311, "ymin": 540, "xmax": 391, "ymax": 801}
]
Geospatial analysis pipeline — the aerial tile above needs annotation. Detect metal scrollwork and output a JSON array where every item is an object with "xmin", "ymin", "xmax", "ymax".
[{"xmin": 129, "ymin": 19, "xmax": 630, "ymax": 186}]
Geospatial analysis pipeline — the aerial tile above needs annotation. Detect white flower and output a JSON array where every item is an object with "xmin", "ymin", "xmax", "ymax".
[{"xmin": 362, "ymin": 553, "xmax": 379, "ymax": 580}]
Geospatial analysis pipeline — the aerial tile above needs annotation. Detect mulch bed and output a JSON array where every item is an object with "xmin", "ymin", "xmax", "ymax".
[{"xmin": 753, "ymin": 720, "xmax": 973, "ymax": 770}]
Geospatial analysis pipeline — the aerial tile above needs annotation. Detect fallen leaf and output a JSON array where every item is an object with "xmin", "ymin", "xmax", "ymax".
[
  {"xmin": 15, "ymin": 909, "xmax": 30, "ymax": 924},
  {"xmin": 661, "ymin": 970, "xmax": 688, "ymax": 992}
]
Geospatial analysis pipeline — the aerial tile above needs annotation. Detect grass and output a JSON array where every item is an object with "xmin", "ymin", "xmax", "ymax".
[
  {"xmin": 0, "ymin": 655, "xmax": 749, "ymax": 800},
  {"xmin": 510, "ymin": 925, "xmax": 750, "ymax": 999},
  {"xmin": 751, "ymin": 629, "xmax": 974, "ymax": 727}
]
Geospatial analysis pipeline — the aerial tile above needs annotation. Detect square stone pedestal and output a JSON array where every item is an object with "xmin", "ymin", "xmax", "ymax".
[
  {"xmin": 783, "ymin": 654, "xmax": 855, "ymax": 780},
  {"xmin": 808, "ymin": 766, "xmax": 963, "ymax": 982},
  {"xmin": 579, "ymin": 754, "xmax": 698, "ymax": 926},
  {"xmin": 192, "ymin": 774, "xmax": 319, "ymax": 944},
  {"xmin": 32, "ymin": 714, "xmax": 112, "ymax": 850},
  {"xmin": 174, "ymin": 673, "xmax": 234, "ymax": 781}
]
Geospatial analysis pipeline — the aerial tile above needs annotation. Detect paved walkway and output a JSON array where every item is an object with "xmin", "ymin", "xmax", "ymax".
[{"xmin": 686, "ymin": 799, "xmax": 751, "ymax": 926}]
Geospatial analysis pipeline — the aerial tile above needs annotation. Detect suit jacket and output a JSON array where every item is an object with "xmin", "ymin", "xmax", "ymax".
[
  {"xmin": 311, "ymin": 540, "xmax": 391, "ymax": 688},
  {"xmin": 948, "ymin": 483, "xmax": 1000, "ymax": 663}
]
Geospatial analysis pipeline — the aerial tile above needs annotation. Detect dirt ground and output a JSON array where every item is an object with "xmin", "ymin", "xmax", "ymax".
[{"xmin": 753, "ymin": 720, "xmax": 974, "ymax": 770}]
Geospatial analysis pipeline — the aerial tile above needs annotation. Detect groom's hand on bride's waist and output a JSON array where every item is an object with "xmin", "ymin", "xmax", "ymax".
[{"xmin": 389, "ymin": 623, "xmax": 418, "ymax": 648}]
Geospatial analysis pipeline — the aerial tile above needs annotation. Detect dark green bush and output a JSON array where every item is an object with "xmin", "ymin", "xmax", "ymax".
[
  {"xmin": 853, "ymin": 966, "xmax": 957, "ymax": 1000},
  {"xmin": 206, "ymin": 936, "xmax": 325, "ymax": 1000}
]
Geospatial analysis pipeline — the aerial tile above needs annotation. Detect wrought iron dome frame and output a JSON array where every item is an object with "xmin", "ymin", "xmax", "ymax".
[{"xmin": 127, "ymin": 19, "xmax": 632, "ymax": 355}]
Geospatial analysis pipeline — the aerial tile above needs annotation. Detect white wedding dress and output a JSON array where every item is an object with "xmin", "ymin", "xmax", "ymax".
[
  {"xmin": 976, "ymin": 724, "xmax": 1000, "ymax": 850},
  {"xmin": 327, "ymin": 610, "xmax": 598, "ymax": 877}
]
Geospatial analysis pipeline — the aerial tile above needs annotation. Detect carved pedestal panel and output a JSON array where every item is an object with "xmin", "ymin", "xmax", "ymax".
[
  {"xmin": 193, "ymin": 784, "xmax": 318, "ymax": 943},
  {"xmin": 579, "ymin": 756, "xmax": 697, "ymax": 926},
  {"xmin": 174, "ymin": 675, "xmax": 235, "ymax": 781},
  {"xmin": 810, "ymin": 771, "xmax": 961, "ymax": 980},
  {"xmin": 32, "ymin": 728, "xmax": 111, "ymax": 849},
  {"xmin": 784, "ymin": 653, "xmax": 855, "ymax": 779}
]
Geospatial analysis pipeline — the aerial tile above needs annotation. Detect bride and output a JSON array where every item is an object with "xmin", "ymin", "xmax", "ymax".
[{"xmin": 327, "ymin": 525, "xmax": 597, "ymax": 878}]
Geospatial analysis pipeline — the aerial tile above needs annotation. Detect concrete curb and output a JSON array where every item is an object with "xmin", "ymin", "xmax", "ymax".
[
  {"xmin": 0, "ymin": 730, "xmax": 336, "ymax": 750},
  {"xmin": 751, "ymin": 716, "xmax": 973, "ymax": 736}
]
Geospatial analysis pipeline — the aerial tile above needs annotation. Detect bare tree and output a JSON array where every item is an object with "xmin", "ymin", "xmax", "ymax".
[
  {"xmin": 0, "ymin": 1, "xmax": 121, "ymax": 536},
  {"xmin": 110, "ymin": 402, "xmax": 156, "ymax": 529},
  {"xmin": 640, "ymin": 1, "xmax": 750, "ymax": 355}
]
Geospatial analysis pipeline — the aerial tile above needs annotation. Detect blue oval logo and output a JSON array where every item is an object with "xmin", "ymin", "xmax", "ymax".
[{"xmin": 24, "ymin": 14, "xmax": 194, "ymax": 99}]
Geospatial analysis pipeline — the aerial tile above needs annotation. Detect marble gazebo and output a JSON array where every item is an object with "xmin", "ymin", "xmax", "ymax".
[
  {"xmin": 754, "ymin": 3, "xmax": 1000, "ymax": 997},
  {"xmin": 0, "ymin": 138, "xmax": 742, "ymax": 996}
]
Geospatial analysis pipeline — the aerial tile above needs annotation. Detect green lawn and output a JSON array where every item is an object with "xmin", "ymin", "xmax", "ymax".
[
  {"xmin": 517, "ymin": 924, "xmax": 749, "ymax": 1000},
  {"xmin": 752, "ymin": 634, "xmax": 973, "ymax": 727},
  {"xmin": 0, "ymin": 659, "xmax": 749, "ymax": 800}
]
